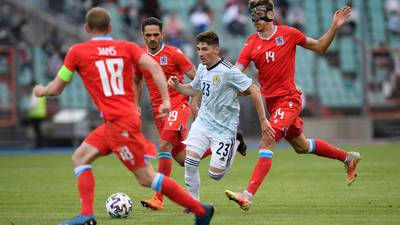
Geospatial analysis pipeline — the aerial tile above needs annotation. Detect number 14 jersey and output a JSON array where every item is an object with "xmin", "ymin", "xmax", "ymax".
[{"xmin": 63, "ymin": 37, "xmax": 144, "ymax": 121}]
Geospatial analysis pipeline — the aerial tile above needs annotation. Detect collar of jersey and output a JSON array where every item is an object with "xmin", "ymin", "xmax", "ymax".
[
  {"xmin": 257, "ymin": 25, "xmax": 277, "ymax": 40},
  {"xmin": 147, "ymin": 42, "xmax": 165, "ymax": 56},
  {"xmin": 91, "ymin": 36, "xmax": 113, "ymax": 40},
  {"xmin": 207, "ymin": 58, "xmax": 223, "ymax": 71}
]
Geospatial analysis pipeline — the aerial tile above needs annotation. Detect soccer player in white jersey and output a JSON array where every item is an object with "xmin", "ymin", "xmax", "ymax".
[{"xmin": 168, "ymin": 31, "xmax": 275, "ymax": 202}]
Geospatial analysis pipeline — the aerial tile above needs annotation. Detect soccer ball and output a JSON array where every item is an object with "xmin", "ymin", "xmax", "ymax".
[{"xmin": 105, "ymin": 192, "xmax": 133, "ymax": 218}]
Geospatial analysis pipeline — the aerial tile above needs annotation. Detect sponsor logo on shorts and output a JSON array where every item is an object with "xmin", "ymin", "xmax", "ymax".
[{"xmin": 121, "ymin": 130, "xmax": 129, "ymax": 137}]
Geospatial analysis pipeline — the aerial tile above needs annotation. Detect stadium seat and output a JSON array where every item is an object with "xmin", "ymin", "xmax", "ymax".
[{"xmin": 0, "ymin": 83, "xmax": 10, "ymax": 108}]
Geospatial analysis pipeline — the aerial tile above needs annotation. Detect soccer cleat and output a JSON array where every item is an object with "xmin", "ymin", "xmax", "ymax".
[
  {"xmin": 140, "ymin": 195, "xmax": 163, "ymax": 211},
  {"xmin": 344, "ymin": 151, "xmax": 362, "ymax": 186},
  {"xmin": 236, "ymin": 132, "xmax": 248, "ymax": 156},
  {"xmin": 58, "ymin": 214, "xmax": 96, "ymax": 225},
  {"xmin": 225, "ymin": 190, "xmax": 252, "ymax": 211},
  {"xmin": 195, "ymin": 204, "xmax": 215, "ymax": 225}
]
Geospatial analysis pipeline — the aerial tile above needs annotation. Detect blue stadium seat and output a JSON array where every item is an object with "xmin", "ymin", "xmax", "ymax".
[
  {"xmin": 0, "ymin": 83, "xmax": 10, "ymax": 108},
  {"xmin": 339, "ymin": 37, "xmax": 357, "ymax": 72}
]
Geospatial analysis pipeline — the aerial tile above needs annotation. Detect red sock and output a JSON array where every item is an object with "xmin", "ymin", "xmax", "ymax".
[
  {"xmin": 160, "ymin": 176, "xmax": 205, "ymax": 217},
  {"xmin": 202, "ymin": 148, "xmax": 212, "ymax": 159},
  {"xmin": 155, "ymin": 156, "xmax": 172, "ymax": 201},
  {"xmin": 78, "ymin": 169, "xmax": 95, "ymax": 215},
  {"xmin": 313, "ymin": 139, "xmax": 347, "ymax": 162},
  {"xmin": 247, "ymin": 150, "xmax": 273, "ymax": 195}
]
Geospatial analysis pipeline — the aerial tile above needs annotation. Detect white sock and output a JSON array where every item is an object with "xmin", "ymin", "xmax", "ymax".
[{"xmin": 184, "ymin": 156, "xmax": 201, "ymax": 200}]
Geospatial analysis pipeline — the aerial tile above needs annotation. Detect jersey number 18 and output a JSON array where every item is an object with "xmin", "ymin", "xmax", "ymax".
[{"xmin": 95, "ymin": 58, "xmax": 125, "ymax": 97}]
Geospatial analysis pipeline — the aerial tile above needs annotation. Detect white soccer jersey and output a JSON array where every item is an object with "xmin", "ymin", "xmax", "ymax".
[{"xmin": 190, "ymin": 59, "xmax": 252, "ymax": 139}]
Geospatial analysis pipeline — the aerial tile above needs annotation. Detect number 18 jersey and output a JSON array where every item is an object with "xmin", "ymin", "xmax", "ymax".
[{"xmin": 63, "ymin": 37, "xmax": 144, "ymax": 121}]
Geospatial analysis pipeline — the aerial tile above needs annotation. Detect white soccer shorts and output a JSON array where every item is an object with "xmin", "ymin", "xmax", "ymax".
[{"xmin": 183, "ymin": 122, "xmax": 238, "ymax": 171}]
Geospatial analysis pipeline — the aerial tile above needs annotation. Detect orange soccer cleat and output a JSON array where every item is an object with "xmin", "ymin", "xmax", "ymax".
[
  {"xmin": 140, "ymin": 195, "xmax": 163, "ymax": 211},
  {"xmin": 225, "ymin": 190, "xmax": 252, "ymax": 211},
  {"xmin": 344, "ymin": 151, "xmax": 362, "ymax": 186}
]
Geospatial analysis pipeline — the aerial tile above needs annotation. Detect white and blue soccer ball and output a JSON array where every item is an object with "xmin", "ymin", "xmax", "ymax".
[{"xmin": 105, "ymin": 192, "xmax": 133, "ymax": 218}]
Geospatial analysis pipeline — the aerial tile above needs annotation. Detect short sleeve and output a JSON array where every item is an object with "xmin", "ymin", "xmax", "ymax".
[
  {"xmin": 237, "ymin": 40, "xmax": 252, "ymax": 69},
  {"xmin": 190, "ymin": 65, "xmax": 202, "ymax": 91},
  {"xmin": 289, "ymin": 27, "xmax": 306, "ymax": 46},
  {"xmin": 175, "ymin": 48, "xmax": 193, "ymax": 73},
  {"xmin": 227, "ymin": 67, "xmax": 253, "ymax": 92},
  {"xmin": 63, "ymin": 45, "xmax": 78, "ymax": 72}
]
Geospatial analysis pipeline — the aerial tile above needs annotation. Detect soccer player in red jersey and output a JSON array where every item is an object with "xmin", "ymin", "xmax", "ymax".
[
  {"xmin": 134, "ymin": 17, "xmax": 196, "ymax": 211},
  {"xmin": 33, "ymin": 7, "xmax": 214, "ymax": 225},
  {"xmin": 134, "ymin": 17, "xmax": 247, "ymax": 211},
  {"xmin": 225, "ymin": 0, "xmax": 362, "ymax": 210}
]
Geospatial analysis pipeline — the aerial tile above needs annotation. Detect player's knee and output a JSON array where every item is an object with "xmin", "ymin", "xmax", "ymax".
[
  {"xmin": 208, "ymin": 168, "xmax": 225, "ymax": 181},
  {"xmin": 136, "ymin": 176, "xmax": 153, "ymax": 187},
  {"xmin": 293, "ymin": 144, "xmax": 309, "ymax": 154},
  {"xmin": 71, "ymin": 152, "xmax": 83, "ymax": 166},
  {"xmin": 159, "ymin": 141, "xmax": 173, "ymax": 152}
]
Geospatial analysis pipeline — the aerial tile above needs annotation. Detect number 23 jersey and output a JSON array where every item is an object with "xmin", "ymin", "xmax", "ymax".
[
  {"xmin": 191, "ymin": 59, "xmax": 252, "ymax": 139},
  {"xmin": 63, "ymin": 38, "xmax": 143, "ymax": 121}
]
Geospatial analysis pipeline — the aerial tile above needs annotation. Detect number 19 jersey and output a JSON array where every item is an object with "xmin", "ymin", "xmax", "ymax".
[{"xmin": 63, "ymin": 37, "xmax": 144, "ymax": 121}]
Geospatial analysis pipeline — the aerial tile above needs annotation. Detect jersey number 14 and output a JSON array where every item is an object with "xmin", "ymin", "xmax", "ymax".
[{"xmin": 95, "ymin": 58, "xmax": 125, "ymax": 97}]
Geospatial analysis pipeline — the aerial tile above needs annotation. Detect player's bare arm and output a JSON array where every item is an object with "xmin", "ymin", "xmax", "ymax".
[
  {"xmin": 234, "ymin": 63, "xmax": 252, "ymax": 97},
  {"xmin": 132, "ymin": 73, "xmax": 143, "ymax": 113},
  {"xmin": 304, "ymin": 6, "xmax": 351, "ymax": 53},
  {"xmin": 246, "ymin": 83, "xmax": 275, "ymax": 140},
  {"xmin": 190, "ymin": 93, "xmax": 201, "ymax": 119},
  {"xmin": 34, "ymin": 75, "xmax": 68, "ymax": 97},
  {"xmin": 168, "ymin": 76, "xmax": 201, "ymax": 97},
  {"xmin": 185, "ymin": 66, "xmax": 200, "ymax": 118},
  {"xmin": 138, "ymin": 53, "xmax": 170, "ymax": 117},
  {"xmin": 185, "ymin": 66, "xmax": 197, "ymax": 80}
]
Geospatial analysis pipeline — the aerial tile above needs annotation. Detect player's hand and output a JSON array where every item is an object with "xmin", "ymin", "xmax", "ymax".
[
  {"xmin": 168, "ymin": 76, "xmax": 180, "ymax": 88},
  {"xmin": 33, "ymin": 85, "xmax": 46, "ymax": 97},
  {"xmin": 261, "ymin": 118, "xmax": 275, "ymax": 140},
  {"xmin": 332, "ymin": 6, "xmax": 351, "ymax": 29},
  {"xmin": 157, "ymin": 100, "xmax": 171, "ymax": 118}
]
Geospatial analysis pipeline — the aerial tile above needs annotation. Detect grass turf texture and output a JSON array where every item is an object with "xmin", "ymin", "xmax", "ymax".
[{"xmin": 1, "ymin": 143, "xmax": 399, "ymax": 225}]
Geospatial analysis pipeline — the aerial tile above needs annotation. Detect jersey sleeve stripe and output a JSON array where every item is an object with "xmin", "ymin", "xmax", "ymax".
[{"xmin": 221, "ymin": 60, "xmax": 233, "ymax": 69}]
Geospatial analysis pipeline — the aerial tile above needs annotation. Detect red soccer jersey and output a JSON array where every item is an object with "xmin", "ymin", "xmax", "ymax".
[
  {"xmin": 237, "ymin": 25, "xmax": 306, "ymax": 97},
  {"xmin": 134, "ymin": 43, "xmax": 193, "ymax": 114},
  {"xmin": 64, "ymin": 37, "xmax": 144, "ymax": 121}
]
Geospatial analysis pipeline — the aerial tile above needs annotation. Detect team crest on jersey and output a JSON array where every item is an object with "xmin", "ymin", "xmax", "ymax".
[
  {"xmin": 160, "ymin": 56, "xmax": 168, "ymax": 65},
  {"xmin": 276, "ymin": 36, "xmax": 284, "ymax": 46},
  {"xmin": 212, "ymin": 75, "xmax": 221, "ymax": 84}
]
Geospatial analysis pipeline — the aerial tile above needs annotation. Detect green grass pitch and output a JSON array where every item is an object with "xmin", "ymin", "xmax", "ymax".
[{"xmin": 1, "ymin": 143, "xmax": 400, "ymax": 225}]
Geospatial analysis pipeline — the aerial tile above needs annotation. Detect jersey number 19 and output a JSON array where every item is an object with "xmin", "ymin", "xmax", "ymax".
[{"xmin": 95, "ymin": 58, "xmax": 125, "ymax": 97}]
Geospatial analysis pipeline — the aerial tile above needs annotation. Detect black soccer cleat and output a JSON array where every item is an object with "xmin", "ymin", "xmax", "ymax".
[{"xmin": 236, "ymin": 132, "xmax": 247, "ymax": 156}]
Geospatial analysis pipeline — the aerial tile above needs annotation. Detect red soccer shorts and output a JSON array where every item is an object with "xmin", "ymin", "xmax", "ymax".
[
  {"xmin": 154, "ymin": 103, "xmax": 190, "ymax": 153},
  {"xmin": 84, "ymin": 114, "xmax": 157, "ymax": 171},
  {"xmin": 265, "ymin": 91, "xmax": 304, "ymax": 142}
]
